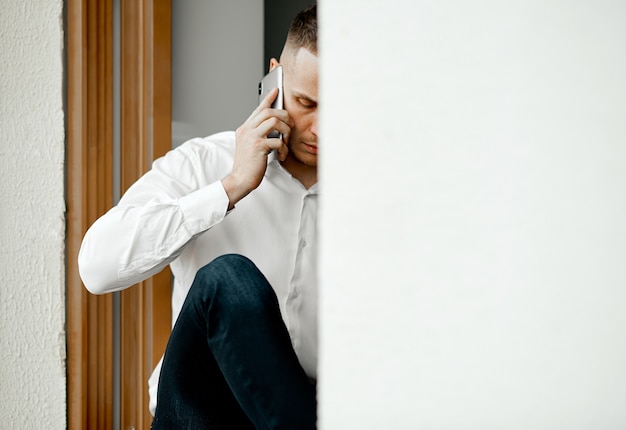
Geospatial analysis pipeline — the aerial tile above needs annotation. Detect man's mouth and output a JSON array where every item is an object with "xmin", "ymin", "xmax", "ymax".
[{"xmin": 303, "ymin": 142, "xmax": 318, "ymax": 155}]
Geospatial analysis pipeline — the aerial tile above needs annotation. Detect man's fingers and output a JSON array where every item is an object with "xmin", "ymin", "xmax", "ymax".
[
  {"xmin": 257, "ymin": 116, "xmax": 291, "ymax": 141},
  {"xmin": 242, "ymin": 88, "xmax": 279, "ymax": 126},
  {"xmin": 264, "ymin": 138, "xmax": 289, "ymax": 161},
  {"xmin": 249, "ymin": 107, "xmax": 292, "ymax": 131},
  {"xmin": 259, "ymin": 87, "xmax": 279, "ymax": 109},
  {"xmin": 275, "ymin": 142, "xmax": 289, "ymax": 161}
]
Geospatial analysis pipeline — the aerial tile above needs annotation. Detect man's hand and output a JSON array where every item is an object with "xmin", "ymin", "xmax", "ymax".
[{"xmin": 222, "ymin": 88, "xmax": 293, "ymax": 209}]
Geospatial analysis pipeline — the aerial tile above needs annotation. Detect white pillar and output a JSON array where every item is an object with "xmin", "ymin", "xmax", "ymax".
[{"xmin": 319, "ymin": 1, "xmax": 626, "ymax": 428}]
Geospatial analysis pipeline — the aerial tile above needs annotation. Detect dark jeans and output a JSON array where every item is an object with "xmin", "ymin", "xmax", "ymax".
[{"xmin": 151, "ymin": 254, "xmax": 316, "ymax": 429}]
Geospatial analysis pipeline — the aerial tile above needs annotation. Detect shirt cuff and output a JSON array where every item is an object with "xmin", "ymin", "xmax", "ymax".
[{"xmin": 178, "ymin": 181, "xmax": 229, "ymax": 235}]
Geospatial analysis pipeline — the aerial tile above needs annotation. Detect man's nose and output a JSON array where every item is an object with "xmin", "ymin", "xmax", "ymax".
[{"xmin": 310, "ymin": 114, "xmax": 318, "ymax": 136}]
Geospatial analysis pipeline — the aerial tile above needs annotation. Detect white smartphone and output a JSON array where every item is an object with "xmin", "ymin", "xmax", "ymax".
[{"xmin": 258, "ymin": 65, "xmax": 284, "ymax": 139}]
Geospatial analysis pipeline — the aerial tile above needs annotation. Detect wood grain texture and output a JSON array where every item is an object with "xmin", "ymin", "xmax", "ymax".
[
  {"xmin": 67, "ymin": 0, "xmax": 171, "ymax": 428},
  {"xmin": 120, "ymin": 0, "xmax": 172, "ymax": 428},
  {"xmin": 67, "ymin": 0, "xmax": 114, "ymax": 428}
]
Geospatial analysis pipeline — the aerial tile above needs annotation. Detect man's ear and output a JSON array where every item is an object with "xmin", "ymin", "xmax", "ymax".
[{"xmin": 269, "ymin": 57, "xmax": 280, "ymax": 71}]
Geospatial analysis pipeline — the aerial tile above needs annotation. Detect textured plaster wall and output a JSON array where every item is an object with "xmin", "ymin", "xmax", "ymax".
[
  {"xmin": 0, "ymin": 0, "xmax": 66, "ymax": 428},
  {"xmin": 319, "ymin": 1, "xmax": 626, "ymax": 429}
]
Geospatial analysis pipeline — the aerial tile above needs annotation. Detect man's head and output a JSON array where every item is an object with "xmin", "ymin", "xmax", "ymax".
[
  {"xmin": 282, "ymin": 4, "xmax": 318, "ymax": 58},
  {"xmin": 270, "ymin": 4, "xmax": 319, "ymax": 176}
]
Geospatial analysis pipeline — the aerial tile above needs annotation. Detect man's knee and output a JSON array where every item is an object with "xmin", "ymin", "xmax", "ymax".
[
  {"xmin": 195, "ymin": 254, "xmax": 262, "ymax": 286},
  {"xmin": 210, "ymin": 254, "xmax": 257, "ymax": 275},
  {"xmin": 190, "ymin": 254, "xmax": 276, "ymax": 311}
]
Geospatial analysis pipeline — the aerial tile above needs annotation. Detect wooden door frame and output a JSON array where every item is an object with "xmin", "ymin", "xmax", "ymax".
[
  {"xmin": 66, "ymin": 0, "xmax": 172, "ymax": 428},
  {"xmin": 119, "ymin": 1, "xmax": 172, "ymax": 428}
]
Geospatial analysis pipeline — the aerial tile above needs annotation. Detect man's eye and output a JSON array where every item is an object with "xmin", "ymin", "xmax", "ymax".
[{"xmin": 298, "ymin": 98, "xmax": 316, "ymax": 108}]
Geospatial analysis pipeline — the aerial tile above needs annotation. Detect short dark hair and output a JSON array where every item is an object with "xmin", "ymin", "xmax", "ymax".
[{"xmin": 284, "ymin": 4, "xmax": 317, "ymax": 55}]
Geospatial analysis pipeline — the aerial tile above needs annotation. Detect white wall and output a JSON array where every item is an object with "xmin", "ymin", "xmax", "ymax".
[
  {"xmin": 319, "ymin": 1, "xmax": 626, "ymax": 429},
  {"xmin": 0, "ymin": 0, "xmax": 66, "ymax": 428},
  {"xmin": 171, "ymin": 0, "xmax": 263, "ymax": 146}
]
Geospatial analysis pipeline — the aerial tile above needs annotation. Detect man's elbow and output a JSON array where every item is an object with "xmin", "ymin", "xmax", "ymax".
[
  {"xmin": 78, "ymin": 256, "xmax": 111, "ymax": 295},
  {"xmin": 77, "ymin": 239, "xmax": 117, "ymax": 295}
]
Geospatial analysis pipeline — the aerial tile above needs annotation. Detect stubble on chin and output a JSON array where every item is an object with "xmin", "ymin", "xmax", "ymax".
[{"xmin": 286, "ymin": 141, "xmax": 317, "ymax": 168}]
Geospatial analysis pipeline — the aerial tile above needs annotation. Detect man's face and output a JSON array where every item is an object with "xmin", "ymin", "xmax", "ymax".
[{"xmin": 278, "ymin": 48, "xmax": 319, "ymax": 169}]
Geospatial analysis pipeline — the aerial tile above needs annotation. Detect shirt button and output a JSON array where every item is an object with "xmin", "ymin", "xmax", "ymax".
[{"xmin": 300, "ymin": 239, "xmax": 307, "ymax": 248}]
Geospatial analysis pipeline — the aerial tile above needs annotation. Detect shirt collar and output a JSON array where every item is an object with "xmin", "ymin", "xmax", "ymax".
[{"xmin": 268, "ymin": 159, "xmax": 319, "ymax": 195}]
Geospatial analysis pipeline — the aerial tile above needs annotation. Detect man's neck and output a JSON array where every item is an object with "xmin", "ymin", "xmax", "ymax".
[{"xmin": 280, "ymin": 156, "xmax": 317, "ymax": 189}]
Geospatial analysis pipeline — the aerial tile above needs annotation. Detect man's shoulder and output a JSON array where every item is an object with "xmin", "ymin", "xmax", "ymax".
[
  {"xmin": 177, "ymin": 131, "xmax": 236, "ymax": 156},
  {"xmin": 152, "ymin": 131, "xmax": 236, "ymax": 179},
  {"xmin": 167, "ymin": 131, "xmax": 237, "ymax": 169}
]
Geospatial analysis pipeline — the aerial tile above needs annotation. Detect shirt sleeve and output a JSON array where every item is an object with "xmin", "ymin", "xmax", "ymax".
[{"xmin": 78, "ymin": 137, "xmax": 232, "ymax": 294}]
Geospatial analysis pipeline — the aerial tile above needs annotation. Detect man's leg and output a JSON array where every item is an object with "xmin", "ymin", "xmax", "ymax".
[{"xmin": 152, "ymin": 254, "xmax": 316, "ymax": 430}]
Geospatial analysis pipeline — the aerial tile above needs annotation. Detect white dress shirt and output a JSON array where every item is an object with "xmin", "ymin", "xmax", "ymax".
[{"xmin": 78, "ymin": 131, "xmax": 318, "ymax": 414}]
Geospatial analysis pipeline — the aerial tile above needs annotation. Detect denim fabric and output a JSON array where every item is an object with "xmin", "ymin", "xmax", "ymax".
[{"xmin": 152, "ymin": 254, "xmax": 316, "ymax": 429}]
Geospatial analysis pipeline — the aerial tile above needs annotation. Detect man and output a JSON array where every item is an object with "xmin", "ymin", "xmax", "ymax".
[{"xmin": 78, "ymin": 5, "xmax": 318, "ymax": 428}]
